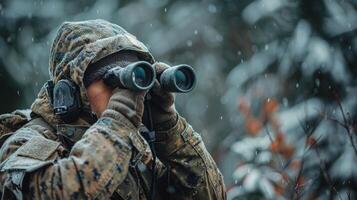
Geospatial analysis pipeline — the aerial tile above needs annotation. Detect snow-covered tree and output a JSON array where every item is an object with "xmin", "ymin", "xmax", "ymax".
[{"xmin": 222, "ymin": 0, "xmax": 357, "ymax": 199}]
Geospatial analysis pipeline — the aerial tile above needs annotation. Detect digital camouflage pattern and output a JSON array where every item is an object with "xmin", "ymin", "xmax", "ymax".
[
  {"xmin": 0, "ymin": 110, "xmax": 31, "ymax": 137},
  {"xmin": 0, "ymin": 19, "xmax": 226, "ymax": 199}
]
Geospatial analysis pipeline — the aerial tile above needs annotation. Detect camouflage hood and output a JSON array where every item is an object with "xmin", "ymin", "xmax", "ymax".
[{"xmin": 31, "ymin": 19, "xmax": 154, "ymax": 125}]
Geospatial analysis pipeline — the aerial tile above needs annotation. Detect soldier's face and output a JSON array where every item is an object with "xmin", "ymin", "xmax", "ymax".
[{"xmin": 86, "ymin": 79, "xmax": 113, "ymax": 117}]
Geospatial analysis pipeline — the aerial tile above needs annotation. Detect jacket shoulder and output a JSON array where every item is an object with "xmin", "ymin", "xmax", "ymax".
[
  {"xmin": 0, "ymin": 117, "xmax": 59, "ymax": 173},
  {"xmin": 0, "ymin": 136, "xmax": 60, "ymax": 173},
  {"xmin": 0, "ymin": 134, "xmax": 60, "ymax": 200},
  {"xmin": 0, "ymin": 109, "xmax": 31, "ymax": 137}
]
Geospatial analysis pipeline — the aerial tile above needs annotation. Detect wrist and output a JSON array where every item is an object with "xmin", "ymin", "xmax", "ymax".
[
  {"xmin": 154, "ymin": 116, "xmax": 189, "ymax": 158},
  {"xmin": 153, "ymin": 112, "xmax": 179, "ymax": 131}
]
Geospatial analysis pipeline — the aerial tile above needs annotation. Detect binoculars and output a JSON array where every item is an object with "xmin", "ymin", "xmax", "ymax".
[{"xmin": 103, "ymin": 61, "xmax": 196, "ymax": 93}]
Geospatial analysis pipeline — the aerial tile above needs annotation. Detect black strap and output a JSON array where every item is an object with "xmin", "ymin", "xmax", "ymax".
[
  {"xmin": 45, "ymin": 80, "xmax": 55, "ymax": 106},
  {"xmin": 140, "ymin": 127, "xmax": 157, "ymax": 200},
  {"xmin": 141, "ymin": 94, "xmax": 157, "ymax": 200}
]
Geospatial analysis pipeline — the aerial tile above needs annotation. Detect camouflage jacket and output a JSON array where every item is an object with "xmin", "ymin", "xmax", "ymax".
[{"xmin": 0, "ymin": 20, "xmax": 226, "ymax": 200}]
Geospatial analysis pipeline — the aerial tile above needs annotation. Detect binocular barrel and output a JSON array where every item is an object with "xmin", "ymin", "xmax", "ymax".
[
  {"xmin": 103, "ymin": 61, "xmax": 196, "ymax": 93},
  {"xmin": 103, "ymin": 61, "xmax": 156, "ymax": 91},
  {"xmin": 159, "ymin": 65, "xmax": 196, "ymax": 93}
]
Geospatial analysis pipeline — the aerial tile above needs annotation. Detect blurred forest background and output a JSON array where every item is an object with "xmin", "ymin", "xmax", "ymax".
[{"xmin": 0, "ymin": 0, "xmax": 357, "ymax": 199}]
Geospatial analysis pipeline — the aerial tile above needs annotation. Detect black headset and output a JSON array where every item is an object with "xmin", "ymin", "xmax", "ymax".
[{"xmin": 46, "ymin": 79, "xmax": 82, "ymax": 123}]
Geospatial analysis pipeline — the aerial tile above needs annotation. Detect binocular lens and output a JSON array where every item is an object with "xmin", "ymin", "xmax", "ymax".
[
  {"xmin": 103, "ymin": 61, "xmax": 155, "ymax": 91},
  {"xmin": 175, "ymin": 69, "xmax": 191, "ymax": 91},
  {"xmin": 132, "ymin": 65, "xmax": 151, "ymax": 88},
  {"xmin": 160, "ymin": 65, "xmax": 196, "ymax": 93},
  {"xmin": 126, "ymin": 62, "xmax": 155, "ymax": 90}
]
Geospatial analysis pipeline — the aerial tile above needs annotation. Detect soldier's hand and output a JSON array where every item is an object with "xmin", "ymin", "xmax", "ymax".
[
  {"xmin": 102, "ymin": 88, "xmax": 146, "ymax": 128},
  {"xmin": 146, "ymin": 62, "xmax": 178, "ymax": 130}
]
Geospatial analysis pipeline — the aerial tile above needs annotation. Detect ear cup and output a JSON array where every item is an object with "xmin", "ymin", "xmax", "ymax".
[{"xmin": 53, "ymin": 79, "xmax": 81, "ymax": 123}]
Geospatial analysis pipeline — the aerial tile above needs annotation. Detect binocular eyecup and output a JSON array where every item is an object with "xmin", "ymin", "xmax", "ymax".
[
  {"xmin": 159, "ymin": 64, "xmax": 196, "ymax": 93},
  {"xmin": 103, "ymin": 61, "xmax": 196, "ymax": 93},
  {"xmin": 103, "ymin": 61, "xmax": 156, "ymax": 91}
]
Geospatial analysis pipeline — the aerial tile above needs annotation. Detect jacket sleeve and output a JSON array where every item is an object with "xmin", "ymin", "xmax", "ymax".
[
  {"xmin": 155, "ymin": 116, "xmax": 226, "ymax": 200},
  {"xmin": 0, "ymin": 115, "xmax": 136, "ymax": 200}
]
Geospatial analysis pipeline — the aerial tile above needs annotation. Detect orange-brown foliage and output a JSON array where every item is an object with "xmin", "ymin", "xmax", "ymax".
[
  {"xmin": 296, "ymin": 176, "xmax": 305, "ymax": 188},
  {"xmin": 307, "ymin": 136, "xmax": 317, "ymax": 147},
  {"xmin": 245, "ymin": 117, "xmax": 262, "ymax": 135},
  {"xmin": 270, "ymin": 141, "xmax": 280, "ymax": 152},
  {"xmin": 289, "ymin": 160, "xmax": 301, "ymax": 170},
  {"xmin": 281, "ymin": 144, "xmax": 295, "ymax": 159},
  {"xmin": 276, "ymin": 132, "xmax": 285, "ymax": 145},
  {"xmin": 274, "ymin": 184, "xmax": 285, "ymax": 196},
  {"xmin": 263, "ymin": 98, "xmax": 279, "ymax": 114}
]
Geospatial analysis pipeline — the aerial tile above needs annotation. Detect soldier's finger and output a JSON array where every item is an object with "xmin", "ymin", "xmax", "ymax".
[{"xmin": 153, "ymin": 62, "xmax": 170, "ymax": 75}]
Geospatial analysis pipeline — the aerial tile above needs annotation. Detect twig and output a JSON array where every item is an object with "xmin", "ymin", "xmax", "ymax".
[
  {"xmin": 333, "ymin": 93, "xmax": 357, "ymax": 157},
  {"xmin": 292, "ymin": 119, "xmax": 320, "ymax": 200},
  {"xmin": 315, "ymin": 147, "xmax": 343, "ymax": 200},
  {"xmin": 264, "ymin": 127, "xmax": 286, "ymax": 172}
]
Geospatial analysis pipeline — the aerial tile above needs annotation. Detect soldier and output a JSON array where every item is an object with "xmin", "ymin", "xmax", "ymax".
[{"xmin": 0, "ymin": 19, "xmax": 226, "ymax": 200}]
